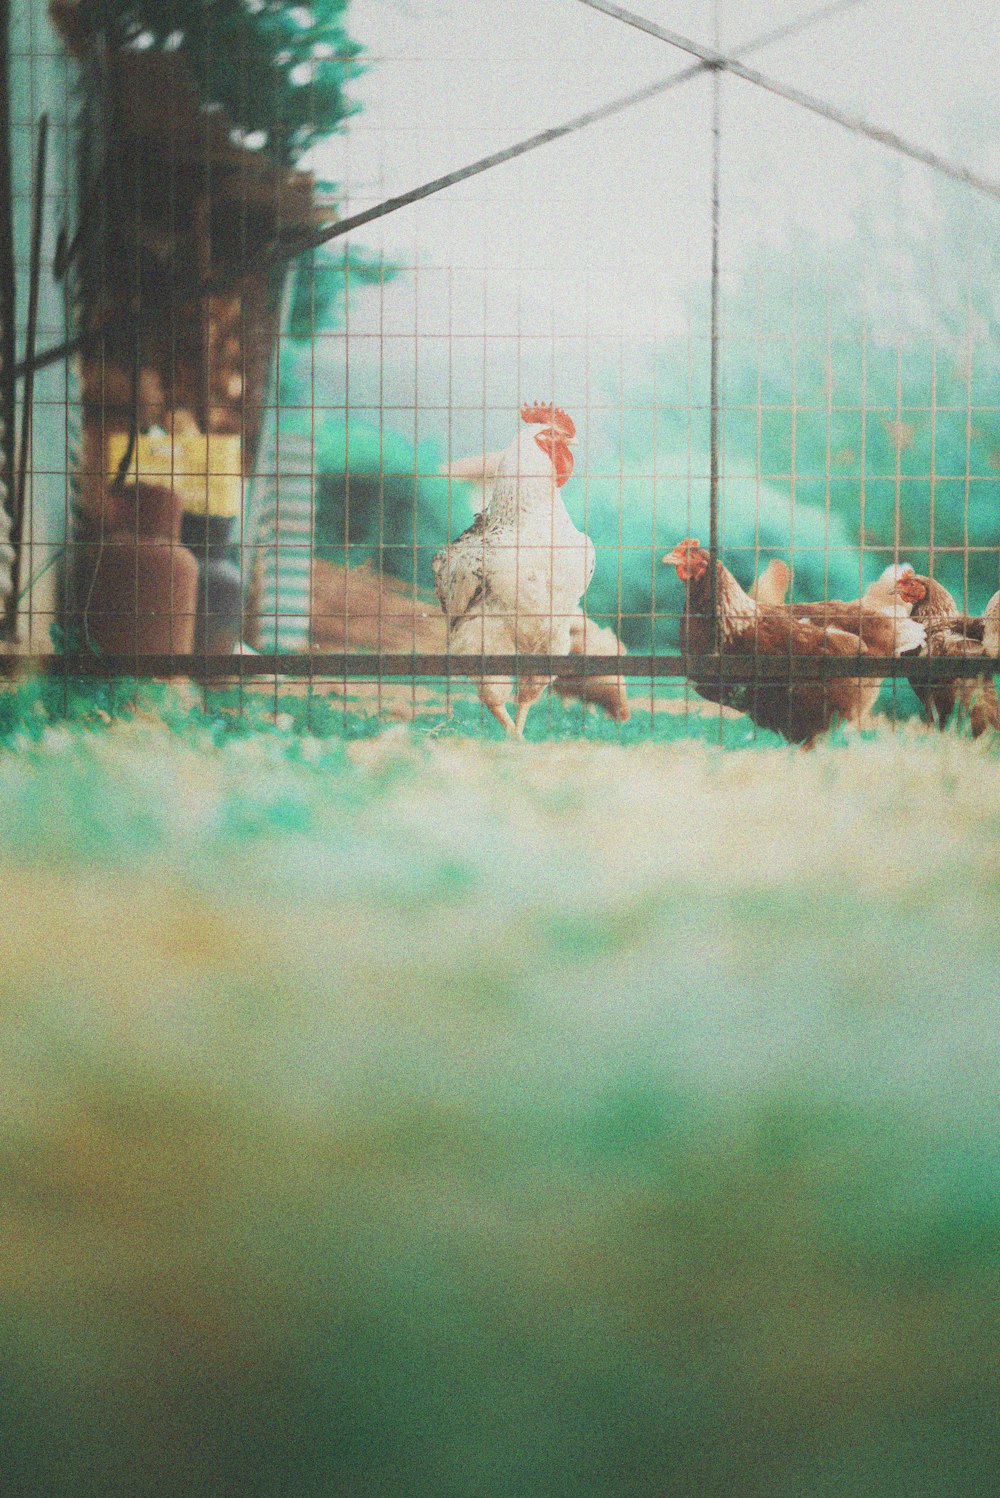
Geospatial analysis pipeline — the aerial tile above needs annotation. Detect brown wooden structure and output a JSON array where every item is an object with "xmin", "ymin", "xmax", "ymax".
[{"xmin": 50, "ymin": 6, "xmax": 326, "ymax": 522}]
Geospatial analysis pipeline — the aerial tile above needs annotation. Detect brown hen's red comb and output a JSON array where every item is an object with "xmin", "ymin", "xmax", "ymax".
[{"xmin": 520, "ymin": 403, "xmax": 577, "ymax": 439}]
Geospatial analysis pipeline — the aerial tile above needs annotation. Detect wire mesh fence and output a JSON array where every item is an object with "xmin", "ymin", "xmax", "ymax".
[{"xmin": 2, "ymin": 0, "xmax": 998, "ymax": 742}]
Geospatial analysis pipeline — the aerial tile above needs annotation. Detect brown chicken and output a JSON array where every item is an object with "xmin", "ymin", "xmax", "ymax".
[
  {"xmin": 663, "ymin": 538, "xmax": 904, "ymax": 746},
  {"xmin": 550, "ymin": 613, "xmax": 630, "ymax": 722},
  {"xmin": 897, "ymin": 573, "xmax": 1000, "ymax": 737}
]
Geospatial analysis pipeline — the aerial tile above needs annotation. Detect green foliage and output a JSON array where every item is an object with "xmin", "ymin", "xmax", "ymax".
[
  {"xmin": 717, "ymin": 308, "xmax": 1000, "ymax": 610},
  {"xmin": 288, "ymin": 246, "xmax": 397, "ymax": 340},
  {"xmin": 264, "ymin": 403, "xmax": 475, "ymax": 592},
  {"xmin": 712, "ymin": 197, "xmax": 1000, "ymax": 611},
  {"xmin": 312, "ymin": 418, "xmax": 468, "ymax": 590},
  {"xmin": 75, "ymin": 0, "xmax": 362, "ymax": 163},
  {"xmin": 581, "ymin": 436, "xmax": 863, "ymax": 649},
  {"xmin": 582, "ymin": 202, "xmax": 1000, "ymax": 637}
]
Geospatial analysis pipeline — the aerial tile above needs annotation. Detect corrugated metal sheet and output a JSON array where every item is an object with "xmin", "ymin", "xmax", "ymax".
[
  {"xmin": 245, "ymin": 278, "xmax": 318, "ymax": 654},
  {"xmin": 250, "ymin": 418, "xmax": 317, "ymax": 653}
]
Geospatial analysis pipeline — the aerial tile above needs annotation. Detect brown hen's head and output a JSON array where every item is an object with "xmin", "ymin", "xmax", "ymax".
[
  {"xmin": 662, "ymin": 538, "xmax": 710, "ymax": 582},
  {"xmin": 896, "ymin": 573, "xmax": 958, "ymax": 614},
  {"xmin": 895, "ymin": 573, "xmax": 926, "ymax": 606},
  {"xmin": 863, "ymin": 562, "xmax": 915, "ymax": 611}
]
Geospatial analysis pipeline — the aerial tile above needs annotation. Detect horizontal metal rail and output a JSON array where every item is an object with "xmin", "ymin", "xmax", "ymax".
[{"xmin": 3, "ymin": 653, "xmax": 998, "ymax": 682}]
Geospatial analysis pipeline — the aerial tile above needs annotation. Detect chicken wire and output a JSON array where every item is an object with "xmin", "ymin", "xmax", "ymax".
[{"xmin": 3, "ymin": 0, "xmax": 1000, "ymax": 742}]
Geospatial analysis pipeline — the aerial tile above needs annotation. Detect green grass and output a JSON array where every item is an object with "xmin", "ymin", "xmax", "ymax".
[
  {"xmin": 0, "ymin": 671, "xmax": 792, "ymax": 750},
  {"xmin": 0, "ymin": 690, "xmax": 998, "ymax": 1494}
]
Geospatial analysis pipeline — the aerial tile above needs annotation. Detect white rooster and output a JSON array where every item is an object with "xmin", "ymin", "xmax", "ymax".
[{"xmin": 433, "ymin": 403, "xmax": 595, "ymax": 735}]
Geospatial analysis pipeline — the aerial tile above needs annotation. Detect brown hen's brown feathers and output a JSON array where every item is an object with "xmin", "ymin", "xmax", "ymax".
[
  {"xmin": 908, "ymin": 576, "xmax": 1000, "ymax": 736},
  {"xmin": 773, "ymin": 600, "xmax": 916, "ymax": 656},
  {"xmin": 675, "ymin": 552, "xmax": 875, "ymax": 746}
]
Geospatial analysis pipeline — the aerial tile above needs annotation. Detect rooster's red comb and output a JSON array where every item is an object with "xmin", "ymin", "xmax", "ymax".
[{"xmin": 520, "ymin": 403, "xmax": 577, "ymax": 439}]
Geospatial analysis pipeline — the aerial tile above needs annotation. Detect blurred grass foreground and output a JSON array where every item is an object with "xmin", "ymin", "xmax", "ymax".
[{"xmin": 0, "ymin": 690, "xmax": 998, "ymax": 1494}]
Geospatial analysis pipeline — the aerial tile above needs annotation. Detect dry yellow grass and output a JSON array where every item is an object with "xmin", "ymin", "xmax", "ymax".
[{"xmin": 0, "ymin": 718, "xmax": 996, "ymax": 1006}]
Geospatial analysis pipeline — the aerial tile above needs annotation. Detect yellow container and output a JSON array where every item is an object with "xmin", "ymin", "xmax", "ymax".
[{"xmin": 107, "ymin": 430, "xmax": 243, "ymax": 518}]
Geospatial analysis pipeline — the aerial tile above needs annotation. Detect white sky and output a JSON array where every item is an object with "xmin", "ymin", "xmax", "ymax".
[{"xmin": 305, "ymin": 0, "xmax": 999, "ymax": 449}]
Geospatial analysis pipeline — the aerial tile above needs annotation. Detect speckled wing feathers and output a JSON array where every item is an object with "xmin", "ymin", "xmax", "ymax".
[{"xmin": 432, "ymin": 515, "xmax": 486, "ymax": 620}]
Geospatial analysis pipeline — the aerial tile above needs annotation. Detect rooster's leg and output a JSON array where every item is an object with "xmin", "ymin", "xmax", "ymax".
[
  {"xmin": 489, "ymin": 703, "xmax": 519, "ymax": 736},
  {"xmin": 515, "ymin": 676, "xmax": 551, "ymax": 737},
  {"xmin": 478, "ymin": 678, "xmax": 518, "ymax": 736}
]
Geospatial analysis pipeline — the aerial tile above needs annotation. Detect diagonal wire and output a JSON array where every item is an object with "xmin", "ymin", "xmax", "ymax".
[
  {"xmin": 267, "ymin": 0, "xmax": 873, "ymax": 257},
  {"xmin": 15, "ymin": 0, "xmax": 872, "ymax": 382},
  {"xmin": 575, "ymin": 0, "xmax": 1000, "ymax": 204}
]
